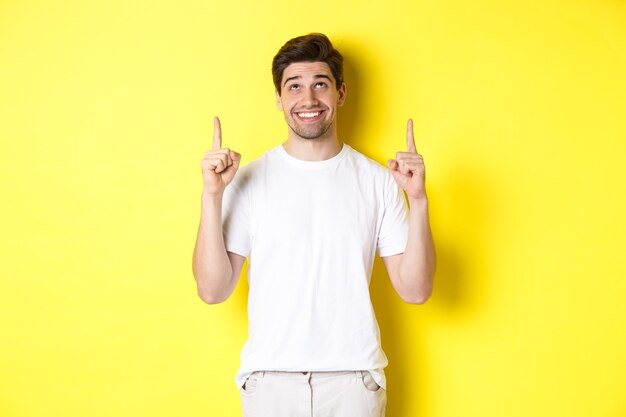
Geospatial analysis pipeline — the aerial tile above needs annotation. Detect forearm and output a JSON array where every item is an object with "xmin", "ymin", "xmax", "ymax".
[
  {"xmin": 398, "ymin": 196, "xmax": 436, "ymax": 303},
  {"xmin": 192, "ymin": 191, "xmax": 233, "ymax": 303}
]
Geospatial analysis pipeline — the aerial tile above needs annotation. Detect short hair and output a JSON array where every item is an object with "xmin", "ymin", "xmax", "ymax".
[{"xmin": 272, "ymin": 33, "xmax": 344, "ymax": 95}]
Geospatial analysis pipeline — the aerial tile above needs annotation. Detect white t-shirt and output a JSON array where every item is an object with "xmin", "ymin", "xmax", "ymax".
[{"xmin": 222, "ymin": 143, "xmax": 409, "ymax": 390}]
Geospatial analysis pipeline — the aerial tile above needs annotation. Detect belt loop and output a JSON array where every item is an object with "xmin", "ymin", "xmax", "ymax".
[
  {"xmin": 356, "ymin": 370, "xmax": 363, "ymax": 381},
  {"xmin": 259, "ymin": 371, "xmax": 265, "ymax": 378}
]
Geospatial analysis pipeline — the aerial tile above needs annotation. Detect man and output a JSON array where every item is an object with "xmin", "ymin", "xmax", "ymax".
[{"xmin": 192, "ymin": 33, "xmax": 435, "ymax": 417}]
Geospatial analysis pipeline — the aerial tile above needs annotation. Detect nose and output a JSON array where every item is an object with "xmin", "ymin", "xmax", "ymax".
[{"xmin": 301, "ymin": 87, "xmax": 319, "ymax": 107}]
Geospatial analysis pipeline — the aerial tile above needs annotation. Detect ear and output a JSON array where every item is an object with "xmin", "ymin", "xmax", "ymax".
[
  {"xmin": 275, "ymin": 89, "xmax": 283, "ymax": 111},
  {"xmin": 337, "ymin": 82, "xmax": 347, "ymax": 107}
]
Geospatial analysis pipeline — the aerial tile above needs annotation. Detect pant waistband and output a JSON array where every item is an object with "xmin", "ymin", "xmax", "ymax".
[{"xmin": 252, "ymin": 370, "xmax": 366, "ymax": 379}]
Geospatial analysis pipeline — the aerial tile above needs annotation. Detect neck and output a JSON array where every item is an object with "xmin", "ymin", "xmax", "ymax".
[{"xmin": 283, "ymin": 129, "xmax": 343, "ymax": 162}]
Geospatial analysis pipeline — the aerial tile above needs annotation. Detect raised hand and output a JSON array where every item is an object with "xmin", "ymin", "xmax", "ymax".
[
  {"xmin": 387, "ymin": 119, "xmax": 426, "ymax": 200},
  {"xmin": 201, "ymin": 116, "xmax": 241, "ymax": 196}
]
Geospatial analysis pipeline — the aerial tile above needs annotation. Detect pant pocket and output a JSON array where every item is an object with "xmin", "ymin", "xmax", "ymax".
[
  {"xmin": 361, "ymin": 371, "xmax": 382, "ymax": 392},
  {"xmin": 240, "ymin": 372, "xmax": 261, "ymax": 395}
]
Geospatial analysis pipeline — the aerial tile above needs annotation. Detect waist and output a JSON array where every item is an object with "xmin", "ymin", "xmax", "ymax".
[{"xmin": 251, "ymin": 370, "xmax": 365, "ymax": 379}]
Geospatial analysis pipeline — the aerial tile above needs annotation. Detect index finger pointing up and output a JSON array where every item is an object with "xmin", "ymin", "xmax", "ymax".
[
  {"xmin": 213, "ymin": 116, "xmax": 222, "ymax": 150},
  {"xmin": 406, "ymin": 118, "xmax": 417, "ymax": 153}
]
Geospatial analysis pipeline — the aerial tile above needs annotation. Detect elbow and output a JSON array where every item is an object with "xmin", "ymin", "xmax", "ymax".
[
  {"xmin": 396, "ymin": 262, "xmax": 435, "ymax": 305},
  {"xmin": 402, "ymin": 280, "xmax": 433, "ymax": 305},
  {"xmin": 403, "ymin": 290, "xmax": 431, "ymax": 305},
  {"xmin": 194, "ymin": 273, "xmax": 230, "ymax": 304},
  {"xmin": 197, "ymin": 287, "xmax": 227, "ymax": 304},
  {"xmin": 192, "ymin": 265, "xmax": 232, "ymax": 304},
  {"xmin": 405, "ymin": 267, "xmax": 435, "ymax": 305}
]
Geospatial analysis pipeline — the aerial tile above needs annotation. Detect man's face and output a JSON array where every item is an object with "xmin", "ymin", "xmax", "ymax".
[{"xmin": 276, "ymin": 61, "xmax": 346, "ymax": 140}]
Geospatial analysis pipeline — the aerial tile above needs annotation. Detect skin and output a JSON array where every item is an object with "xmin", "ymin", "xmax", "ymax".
[
  {"xmin": 277, "ymin": 62, "xmax": 345, "ymax": 140},
  {"xmin": 192, "ymin": 61, "xmax": 435, "ymax": 304}
]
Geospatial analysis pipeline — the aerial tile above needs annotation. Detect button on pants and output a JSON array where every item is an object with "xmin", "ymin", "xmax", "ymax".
[{"xmin": 239, "ymin": 370, "xmax": 386, "ymax": 417}]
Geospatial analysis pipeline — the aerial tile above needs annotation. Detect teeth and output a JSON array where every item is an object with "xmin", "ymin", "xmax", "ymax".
[{"xmin": 297, "ymin": 112, "xmax": 320, "ymax": 118}]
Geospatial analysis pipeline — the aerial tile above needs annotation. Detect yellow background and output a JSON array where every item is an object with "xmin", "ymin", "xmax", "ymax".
[{"xmin": 1, "ymin": 0, "xmax": 625, "ymax": 416}]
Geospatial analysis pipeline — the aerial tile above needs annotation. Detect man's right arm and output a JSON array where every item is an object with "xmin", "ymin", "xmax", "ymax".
[{"xmin": 191, "ymin": 117, "xmax": 244, "ymax": 304}]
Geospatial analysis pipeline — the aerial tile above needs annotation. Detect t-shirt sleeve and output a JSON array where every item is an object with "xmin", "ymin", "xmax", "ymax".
[
  {"xmin": 221, "ymin": 168, "xmax": 252, "ymax": 257},
  {"xmin": 377, "ymin": 173, "xmax": 409, "ymax": 257}
]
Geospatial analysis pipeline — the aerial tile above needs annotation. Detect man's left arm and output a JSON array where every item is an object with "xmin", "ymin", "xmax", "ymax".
[{"xmin": 382, "ymin": 119, "xmax": 436, "ymax": 304}]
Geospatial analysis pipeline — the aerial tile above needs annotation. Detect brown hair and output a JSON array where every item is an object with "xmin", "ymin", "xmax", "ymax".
[{"xmin": 272, "ymin": 33, "xmax": 344, "ymax": 95}]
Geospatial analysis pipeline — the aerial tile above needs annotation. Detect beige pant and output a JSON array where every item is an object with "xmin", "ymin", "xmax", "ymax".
[{"xmin": 239, "ymin": 370, "xmax": 386, "ymax": 417}]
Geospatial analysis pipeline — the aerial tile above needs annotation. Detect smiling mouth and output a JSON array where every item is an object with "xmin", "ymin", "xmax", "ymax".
[{"xmin": 294, "ymin": 110, "xmax": 323, "ymax": 121}]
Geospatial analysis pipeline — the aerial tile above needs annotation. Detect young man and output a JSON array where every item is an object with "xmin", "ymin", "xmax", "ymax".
[{"xmin": 192, "ymin": 33, "xmax": 435, "ymax": 417}]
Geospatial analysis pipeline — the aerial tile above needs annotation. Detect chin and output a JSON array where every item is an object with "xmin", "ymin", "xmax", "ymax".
[{"xmin": 290, "ymin": 124, "xmax": 333, "ymax": 140}]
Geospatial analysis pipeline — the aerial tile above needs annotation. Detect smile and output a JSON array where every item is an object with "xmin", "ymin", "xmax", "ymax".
[{"xmin": 295, "ymin": 111, "xmax": 323, "ymax": 121}]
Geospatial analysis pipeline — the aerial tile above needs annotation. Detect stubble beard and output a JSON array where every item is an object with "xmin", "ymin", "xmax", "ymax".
[{"xmin": 287, "ymin": 110, "xmax": 334, "ymax": 140}]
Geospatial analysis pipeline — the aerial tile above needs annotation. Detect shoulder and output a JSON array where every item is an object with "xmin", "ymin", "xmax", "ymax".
[
  {"xmin": 343, "ymin": 145, "xmax": 403, "ymax": 205},
  {"xmin": 229, "ymin": 145, "xmax": 280, "ymax": 190},
  {"xmin": 343, "ymin": 145, "xmax": 393, "ymax": 182}
]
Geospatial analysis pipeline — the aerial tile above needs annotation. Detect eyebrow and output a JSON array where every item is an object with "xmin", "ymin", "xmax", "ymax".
[{"xmin": 283, "ymin": 74, "xmax": 333, "ymax": 87}]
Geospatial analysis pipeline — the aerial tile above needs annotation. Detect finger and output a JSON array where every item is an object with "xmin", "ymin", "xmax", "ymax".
[
  {"xmin": 400, "ymin": 161, "xmax": 421, "ymax": 174},
  {"xmin": 220, "ymin": 150, "xmax": 232, "ymax": 167},
  {"xmin": 406, "ymin": 118, "xmax": 417, "ymax": 153},
  {"xmin": 230, "ymin": 150, "xmax": 242, "ymax": 170},
  {"xmin": 206, "ymin": 158, "xmax": 226, "ymax": 173},
  {"xmin": 213, "ymin": 116, "xmax": 222, "ymax": 150},
  {"xmin": 204, "ymin": 148, "xmax": 231, "ymax": 158},
  {"xmin": 399, "ymin": 161, "xmax": 411, "ymax": 175},
  {"xmin": 209, "ymin": 152, "xmax": 231, "ymax": 168},
  {"xmin": 396, "ymin": 151, "xmax": 423, "ymax": 161},
  {"xmin": 388, "ymin": 161, "xmax": 408, "ymax": 186}
]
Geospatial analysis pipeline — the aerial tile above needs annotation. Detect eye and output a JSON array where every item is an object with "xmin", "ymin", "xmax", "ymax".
[
  {"xmin": 288, "ymin": 84, "xmax": 300, "ymax": 91},
  {"xmin": 315, "ymin": 81, "xmax": 327, "ymax": 88}
]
